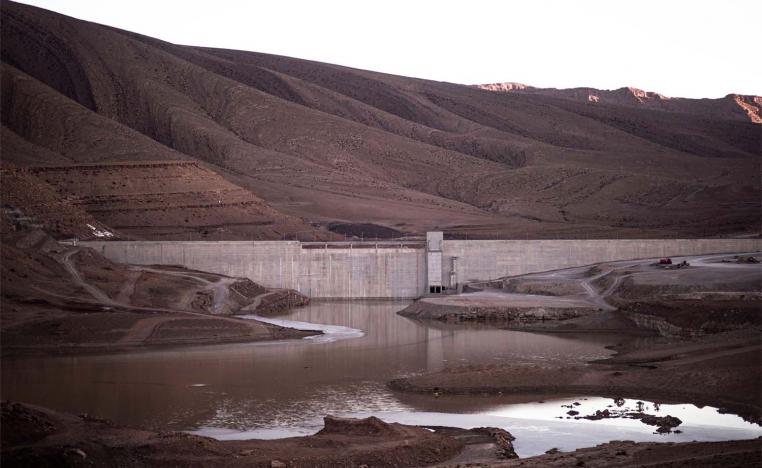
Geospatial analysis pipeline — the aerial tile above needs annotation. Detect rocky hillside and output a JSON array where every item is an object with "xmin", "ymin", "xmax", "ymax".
[
  {"xmin": 474, "ymin": 83, "xmax": 762, "ymax": 123},
  {"xmin": 1, "ymin": 1, "xmax": 759, "ymax": 239}
]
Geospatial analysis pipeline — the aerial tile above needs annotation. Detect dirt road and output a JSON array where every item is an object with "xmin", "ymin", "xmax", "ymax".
[{"xmin": 48, "ymin": 246, "xmax": 307, "ymax": 349}]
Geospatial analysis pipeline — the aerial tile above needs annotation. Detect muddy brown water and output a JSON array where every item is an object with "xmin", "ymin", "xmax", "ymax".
[
  {"xmin": 1, "ymin": 301, "xmax": 612, "ymax": 427},
  {"xmin": 3, "ymin": 301, "xmax": 760, "ymax": 457}
]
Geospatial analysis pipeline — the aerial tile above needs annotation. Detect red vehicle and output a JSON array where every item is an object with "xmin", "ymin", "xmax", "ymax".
[{"xmin": 659, "ymin": 258, "xmax": 672, "ymax": 265}]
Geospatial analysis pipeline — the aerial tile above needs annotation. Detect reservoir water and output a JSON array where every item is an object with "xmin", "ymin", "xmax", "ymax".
[{"xmin": 3, "ymin": 300, "xmax": 760, "ymax": 457}]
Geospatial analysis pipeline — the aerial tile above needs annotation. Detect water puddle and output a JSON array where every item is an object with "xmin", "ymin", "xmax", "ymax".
[{"xmin": 193, "ymin": 396, "xmax": 762, "ymax": 457}]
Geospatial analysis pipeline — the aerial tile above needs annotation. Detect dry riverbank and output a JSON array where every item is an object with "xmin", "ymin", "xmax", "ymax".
[
  {"xmin": 1, "ymin": 229, "xmax": 315, "ymax": 356},
  {"xmin": 454, "ymin": 438, "xmax": 762, "ymax": 467},
  {"xmin": 0, "ymin": 401, "xmax": 462, "ymax": 467}
]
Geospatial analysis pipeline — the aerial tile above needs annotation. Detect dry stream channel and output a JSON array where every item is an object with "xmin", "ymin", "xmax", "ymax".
[{"xmin": 3, "ymin": 301, "xmax": 761, "ymax": 457}]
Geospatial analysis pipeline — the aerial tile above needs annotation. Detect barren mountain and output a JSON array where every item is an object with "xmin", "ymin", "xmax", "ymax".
[
  {"xmin": 1, "ymin": 1, "xmax": 759, "ymax": 239},
  {"xmin": 474, "ymin": 83, "xmax": 762, "ymax": 123},
  {"xmin": 20, "ymin": 161, "xmax": 328, "ymax": 240}
]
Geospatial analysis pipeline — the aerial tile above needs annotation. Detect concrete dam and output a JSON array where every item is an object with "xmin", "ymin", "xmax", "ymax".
[{"xmin": 82, "ymin": 234, "xmax": 760, "ymax": 299}]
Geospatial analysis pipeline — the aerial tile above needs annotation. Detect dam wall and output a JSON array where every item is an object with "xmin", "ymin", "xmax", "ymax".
[
  {"xmin": 440, "ymin": 239, "xmax": 761, "ymax": 288},
  {"xmin": 82, "ymin": 238, "xmax": 760, "ymax": 298},
  {"xmin": 83, "ymin": 241, "xmax": 426, "ymax": 299}
]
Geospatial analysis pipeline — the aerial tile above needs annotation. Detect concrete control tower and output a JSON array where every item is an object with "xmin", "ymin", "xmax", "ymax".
[{"xmin": 426, "ymin": 231, "xmax": 443, "ymax": 293}]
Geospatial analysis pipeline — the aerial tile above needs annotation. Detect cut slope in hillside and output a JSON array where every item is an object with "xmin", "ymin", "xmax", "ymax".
[
  {"xmin": 1, "ymin": 0, "xmax": 759, "ymax": 239},
  {"xmin": 1, "ymin": 165, "xmax": 116, "ymax": 240},
  {"xmin": 21, "ymin": 161, "xmax": 337, "ymax": 241}
]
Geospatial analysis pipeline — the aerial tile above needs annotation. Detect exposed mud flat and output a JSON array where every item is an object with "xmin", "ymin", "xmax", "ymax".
[
  {"xmin": 399, "ymin": 291, "xmax": 600, "ymax": 323},
  {"xmin": 0, "ymin": 228, "xmax": 314, "ymax": 355},
  {"xmin": 388, "ymin": 328, "xmax": 761, "ymax": 424},
  {"xmin": 0, "ymin": 402, "xmax": 462, "ymax": 467},
  {"xmin": 401, "ymin": 252, "xmax": 761, "ymax": 336},
  {"xmin": 3, "ymin": 401, "xmax": 760, "ymax": 467},
  {"xmin": 390, "ymin": 323, "xmax": 761, "ymax": 425}
]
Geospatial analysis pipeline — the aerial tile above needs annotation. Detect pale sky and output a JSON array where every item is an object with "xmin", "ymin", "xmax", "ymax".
[{"xmin": 13, "ymin": 0, "xmax": 762, "ymax": 98}]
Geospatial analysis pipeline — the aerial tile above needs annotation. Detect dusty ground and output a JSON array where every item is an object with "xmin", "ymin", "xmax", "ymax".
[
  {"xmin": 2, "ymin": 1, "xmax": 760, "ymax": 240},
  {"xmin": 0, "ymin": 228, "xmax": 314, "ymax": 355},
  {"xmin": 460, "ymin": 438, "xmax": 762, "ymax": 467}
]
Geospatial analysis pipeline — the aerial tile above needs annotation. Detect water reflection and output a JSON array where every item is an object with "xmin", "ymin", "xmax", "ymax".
[
  {"xmin": 189, "ymin": 394, "xmax": 762, "ymax": 457},
  {"xmin": 342, "ymin": 399, "xmax": 762, "ymax": 458},
  {"xmin": 2, "ymin": 301, "xmax": 614, "ymax": 431}
]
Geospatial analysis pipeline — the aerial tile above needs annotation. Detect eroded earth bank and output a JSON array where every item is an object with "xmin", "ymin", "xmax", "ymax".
[{"xmin": 1, "ymin": 227, "xmax": 313, "ymax": 355}]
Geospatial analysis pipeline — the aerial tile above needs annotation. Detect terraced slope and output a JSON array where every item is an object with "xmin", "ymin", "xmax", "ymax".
[
  {"xmin": 1, "ymin": 1, "xmax": 759, "ymax": 239},
  {"xmin": 26, "ymin": 162, "xmax": 327, "ymax": 240},
  {"xmin": 1, "ymin": 166, "xmax": 114, "ymax": 240}
]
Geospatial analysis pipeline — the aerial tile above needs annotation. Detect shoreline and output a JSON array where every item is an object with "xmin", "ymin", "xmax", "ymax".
[
  {"xmin": 0, "ymin": 325, "xmax": 320, "ymax": 358},
  {"xmin": 391, "ymin": 252, "xmax": 762, "ymax": 426},
  {"xmin": 3, "ymin": 401, "xmax": 760, "ymax": 467},
  {"xmin": 389, "ymin": 328, "xmax": 762, "ymax": 425}
]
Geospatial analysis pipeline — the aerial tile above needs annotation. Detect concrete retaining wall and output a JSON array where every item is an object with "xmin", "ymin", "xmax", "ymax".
[
  {"xmin": 82, "ymin": 238, "xmax": 759, "ymax": 298},
  {"xmin": 441, "ymin": 239, "xmax": 761, "ymax": 288},
  {"xmin": 83, "ymin": 241, "xmax": 426, "ymax": 299}
]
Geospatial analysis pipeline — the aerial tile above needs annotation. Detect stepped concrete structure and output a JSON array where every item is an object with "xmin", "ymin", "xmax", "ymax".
[{"xmin": 82, "ymin": 234, "xmax": 760, "ymax": 299}]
